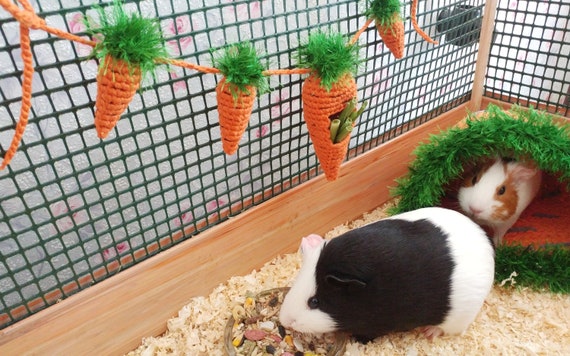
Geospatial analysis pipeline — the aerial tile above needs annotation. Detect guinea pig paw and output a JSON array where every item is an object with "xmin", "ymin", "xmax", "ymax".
[
  {"xmin": 302, "ymin": 234, "xmax": 323, "ymax": 247},
  {"xmin": 300, "ymin": 234, "xmax": 324, "ymax": 254},
  {"xmin": 421, "ymin": 326, "xmax": 444, "ymax": 341}
]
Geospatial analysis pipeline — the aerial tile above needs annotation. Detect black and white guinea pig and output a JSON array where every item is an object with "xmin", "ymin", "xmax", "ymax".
[
  {"xmin": 278, "ymin": 207, "xmax": 495, "ymax": 343},
  {"xmin": 458, "ymin": 156, "xmax": 542, "ymax": 245}
]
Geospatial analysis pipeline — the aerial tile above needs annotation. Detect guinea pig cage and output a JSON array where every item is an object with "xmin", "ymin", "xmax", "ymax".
[{"xmin": 0, "ymin": 0, "xmax": 568, "ymax": 354}]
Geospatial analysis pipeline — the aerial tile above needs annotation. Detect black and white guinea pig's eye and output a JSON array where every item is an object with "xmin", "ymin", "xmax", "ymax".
[
  {"xmin": 307, "ymin": 296, "xmax": 319, "ymax": 309},
  {"xmin": 497, "ymin": 185, "xmax": 506, "ymax": 195}
]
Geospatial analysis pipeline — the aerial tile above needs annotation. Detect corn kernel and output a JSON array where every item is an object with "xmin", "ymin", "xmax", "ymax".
[
  {"xmin": 232, "ymin": 336, "xmax": 243, "ymax": 347},
  {"xmin": 284, "ymin": 335, "xmax": 294, "ymax": 347}
]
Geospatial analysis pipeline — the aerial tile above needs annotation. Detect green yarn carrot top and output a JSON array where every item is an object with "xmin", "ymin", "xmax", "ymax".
[
  {"xmin": 87, "ymin": 0, "xmax": 168, "ymax": 78},
  {"xmin": 213, "ymin": 41, "xmax": 269, "ymax": 99},
  {"xmin": 297, "ymin": 31, "xmax": 360, "ymax": 91}
]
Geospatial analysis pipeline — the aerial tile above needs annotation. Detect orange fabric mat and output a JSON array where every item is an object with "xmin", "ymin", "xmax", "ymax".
[{"xmin": 503, "ymin": 174, "xmax": 569, "ymax": 247}]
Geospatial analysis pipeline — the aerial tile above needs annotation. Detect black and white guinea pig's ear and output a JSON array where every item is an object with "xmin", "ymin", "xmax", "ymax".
[
  {"xmin": 325, "ymin": 274, "xmax": 367, "ymax": 290},
  {"xmin": 300, "ymin": 234, "xmax": 324, "ymax": 255}
]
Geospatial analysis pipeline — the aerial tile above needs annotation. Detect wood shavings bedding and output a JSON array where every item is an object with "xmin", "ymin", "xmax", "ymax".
[{"xmin": 127, "ymin": 202, "xmax": 570, "ymax": 356}]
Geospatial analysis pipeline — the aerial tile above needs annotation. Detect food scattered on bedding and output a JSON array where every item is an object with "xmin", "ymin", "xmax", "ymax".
[{"xmin": 226, "ymin": 287, "xmax": 345, "ymax": 356}]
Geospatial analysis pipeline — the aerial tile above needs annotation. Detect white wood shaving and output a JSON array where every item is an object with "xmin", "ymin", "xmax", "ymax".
[{"xmin": 127, "ymin": 201, "xmax": 570, "ymax": 356}]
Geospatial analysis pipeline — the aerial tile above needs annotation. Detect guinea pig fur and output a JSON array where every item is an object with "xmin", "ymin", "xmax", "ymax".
[
  {"xmin": 458, "ymin": 156, "xmax": 542, "ymax": 245},
  {"xmin": 279, "ymin": 207, "xmax": 495, "ymax": 343}
]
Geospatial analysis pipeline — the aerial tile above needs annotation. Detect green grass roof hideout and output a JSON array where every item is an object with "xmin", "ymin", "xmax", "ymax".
[
  {"xmin": 391, "ymin": 104, "xmax": 570, "ymax": 214},
  {"xmin": 389, "ymin": 104, "xmax": 570, "ymax": 294}
]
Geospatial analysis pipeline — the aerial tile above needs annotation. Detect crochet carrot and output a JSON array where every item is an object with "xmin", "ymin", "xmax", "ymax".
[
  {"xmin": 214, "ymin": 42, "xmax": 268, "ymax": 155},
  {"xmin": 299, "ymin": 32, "xmax": 361, "ymax": 181},
  {"xmin": 94, "ymin": 56, "xmax": 142, "ymax": 138},
  {"xmin": 366, "ymin": 0, "xmax": 405, "ymax": 59},
  {"xmin": 303, "ymin": 73, "xmax": 358, "ymax": 180},
  {"xmin": 86, "ymin": 0, "xmax": 168, "ymax": 139},
  {"xmin": 366, "ymin": 0, "xmax": 438, "ymax": 59},
  {"xmin": 216, "ymin": 78, "xmax": 257, "ymax": 155}
]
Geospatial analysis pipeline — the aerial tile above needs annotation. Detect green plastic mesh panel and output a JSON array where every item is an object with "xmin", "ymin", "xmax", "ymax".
[
  {"xmin": 0, "ymin": 0, "xmax": 483, "ymax": 328},
  {"xmin": 485, "ymin": 0, "xmax": 570, "ymax": 116}
]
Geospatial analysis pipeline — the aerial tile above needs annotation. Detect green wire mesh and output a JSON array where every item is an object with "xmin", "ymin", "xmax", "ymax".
[
  {"xmin": 0, "ymin": 0, "xmax": 501, "ymax": 328},
  {"xmin": 486, "ymin": 0, "xmax": 570, "ymax": 116}
]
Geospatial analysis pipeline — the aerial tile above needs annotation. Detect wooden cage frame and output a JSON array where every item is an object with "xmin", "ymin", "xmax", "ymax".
[{"xmin": 0, "ymin": 1, "xmax": 568, "ymax": 354}]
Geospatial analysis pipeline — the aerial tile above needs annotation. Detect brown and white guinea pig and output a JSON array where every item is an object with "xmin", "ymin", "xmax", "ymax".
[
  {"xmin": 278, "ymin": 207, "xmax": 495, "ymax": 343},
  {"xmin": 458, "ymin": 156, "xmax": 542, "ymax": 245}
]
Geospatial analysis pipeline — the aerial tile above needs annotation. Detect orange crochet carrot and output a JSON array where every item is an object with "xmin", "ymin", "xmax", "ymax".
[
  {"xmin": 367, "ymin": 0, "xmax": 438, "ymax": 59},
  {"xmin": 302, "ymin": 73, "xmax": 357, "ymax": 181},
  {"xmin": 216, "ymin": 78, "xmax": 257, "ymax": 155},
  {"xmin": 213, "ymin": 42, "xmax": 268, "ymax": 155},
  {"xmin": 366, "ymin": 0, "xmax": 405, "ymax": 59},
  {"xmin": 375, "ymin": 13, "xmax": 405, "ymax": 59},
  {"xmin": 298, "ymin": 31, "xmax": 361, "ymax": 181},
  {"xmin": 94, "ymin": 55, "xmax": 142, "ymax": 139},
  {"xmin": 86, "ymin": 0, "xmax": 168, "ymax": 139}
]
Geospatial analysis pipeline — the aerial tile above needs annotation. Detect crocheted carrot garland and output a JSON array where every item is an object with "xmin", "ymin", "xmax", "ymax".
[{"xmin": 0, "ymin": 0, "xmax": 437, "ymax": 172}]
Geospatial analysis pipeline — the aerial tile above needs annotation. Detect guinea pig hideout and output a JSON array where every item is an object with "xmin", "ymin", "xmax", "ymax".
[{"xmin": 1, "ymin": 0, "xmax": 569, "ymax": 354}]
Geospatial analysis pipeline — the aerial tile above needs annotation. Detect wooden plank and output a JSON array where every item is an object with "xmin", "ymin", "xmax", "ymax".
[
  {"xmin": 0, "ymin": 104, "xmax": 468, "ymax": 355},
  {"xmin": 469, "ymin": 0, "xmax": 499, "ymax": 112}
]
